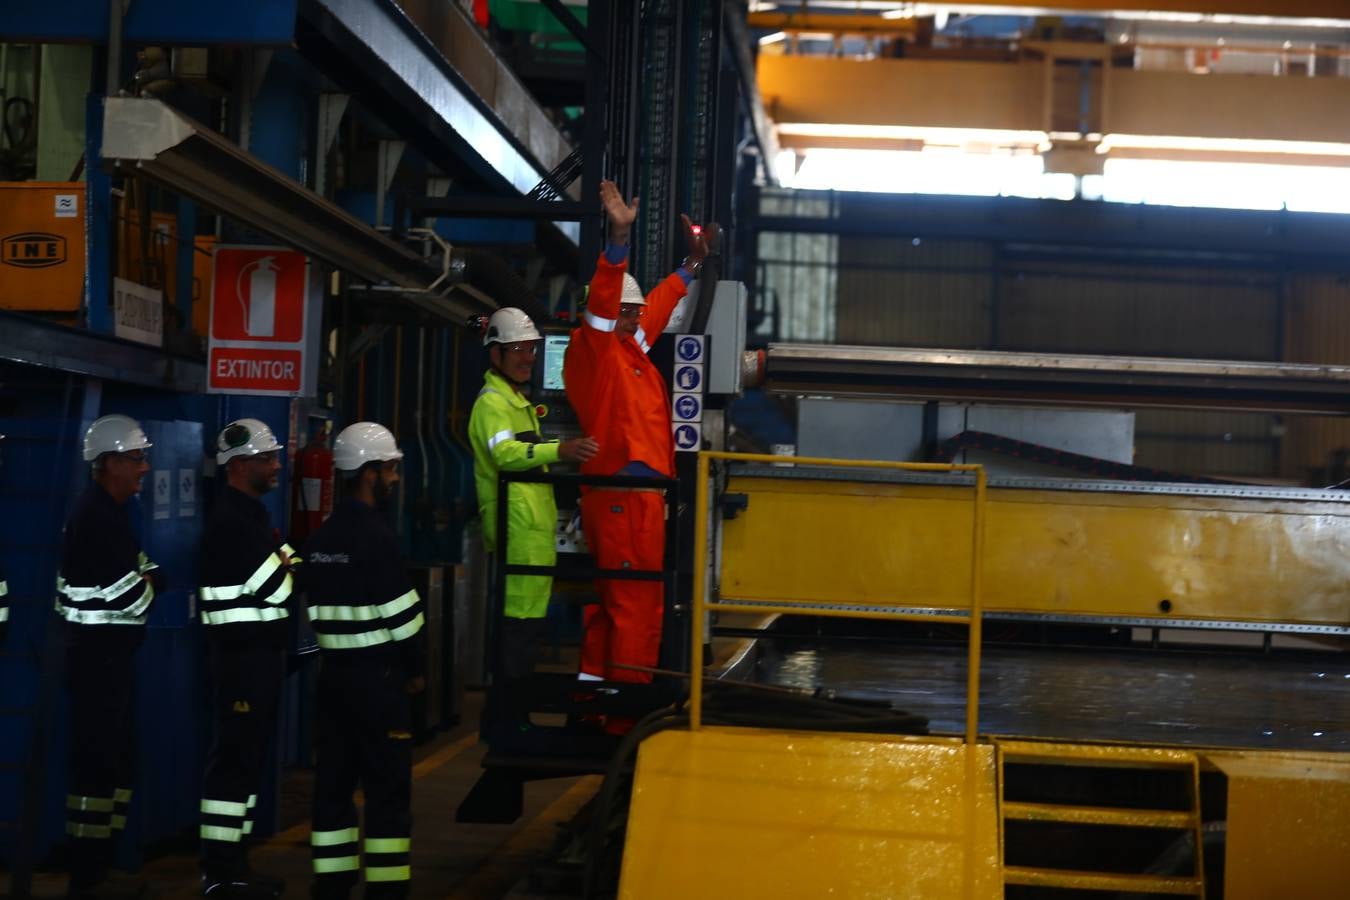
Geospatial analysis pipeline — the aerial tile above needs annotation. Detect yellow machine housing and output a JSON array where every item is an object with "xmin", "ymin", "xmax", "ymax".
[
  {"xmin": 721, "ymin": 467, "xmax": 1350, "ymax": 631},
  {"xmin": 617, "ymin": 453, "xmax": 1350, "ymax": 899}
]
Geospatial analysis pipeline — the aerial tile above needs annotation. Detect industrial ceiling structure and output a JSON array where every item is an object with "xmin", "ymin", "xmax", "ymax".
[{"xmin": 749, "ymin": 1, "xmax": 1350, "ymax": 176}]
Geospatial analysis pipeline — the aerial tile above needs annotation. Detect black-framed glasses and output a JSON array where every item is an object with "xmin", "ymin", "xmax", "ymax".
[{"xmin": 118, "ymin": 450, "xmax": 148, "ymax": 463}]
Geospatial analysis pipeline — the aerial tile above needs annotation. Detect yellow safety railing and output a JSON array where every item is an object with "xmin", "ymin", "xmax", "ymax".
[{"xmin": 690, "ymin": 451, "xmax": 988, "ymax": 745}]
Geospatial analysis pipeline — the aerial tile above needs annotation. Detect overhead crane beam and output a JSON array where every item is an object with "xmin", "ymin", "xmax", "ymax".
[
  {"xmin": 746, "ymin": 11, "xmax": 919, "ymax": 36},
  {"xmin": 892, "ymin": 1, "xmax": 1350, "ymax": 19},
  {"xmin": 759, "ymin": 54, "xmax": 1350, "ymax": 165}
]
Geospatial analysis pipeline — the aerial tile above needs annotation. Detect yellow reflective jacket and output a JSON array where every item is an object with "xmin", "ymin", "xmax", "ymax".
[{"xmin": 469, "ymin": 369, "xmax": 561, "ymax": 619}]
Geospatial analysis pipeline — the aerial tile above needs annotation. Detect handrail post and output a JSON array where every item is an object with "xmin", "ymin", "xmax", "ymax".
[
  {"xmin": 964, "ymin": 466, "xmax": 986, "ymax": 746},
  {"xmin": 690, "ymin": 452, "xmax": 711, "ymax": 729},
  {"xmin": 700, "ymin": 451, "xmax": 986, "ymax": 745}
]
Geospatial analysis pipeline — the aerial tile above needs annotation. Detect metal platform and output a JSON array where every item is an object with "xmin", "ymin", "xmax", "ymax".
[{"xmin": 756, "ymin": 640, "xmax": 1350, "ymax": 751}]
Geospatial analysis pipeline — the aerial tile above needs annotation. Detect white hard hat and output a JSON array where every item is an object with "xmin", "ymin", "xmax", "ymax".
[
  {"xmin": 333, "ymin": 422, "xmax": 403, "ymax": 472},
  {"xmin": 620, "ymin": 274, "xmax": 646, "ymax": 307},
  {"xmin": 83, "ymin": 414, "xmax": 152, "ymax": 462},
  {"xmin": 483, "ymin": 307, "xmax": 542, "ymax": 347},
  {"xmin": 216, "ymin": 418, "xmax": 283, "ymax": 465}
]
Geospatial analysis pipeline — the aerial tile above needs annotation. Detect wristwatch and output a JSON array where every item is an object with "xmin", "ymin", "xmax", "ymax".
[{"xmin": 682, "ymin": 256, "xmax": 704, "ymax": 277}]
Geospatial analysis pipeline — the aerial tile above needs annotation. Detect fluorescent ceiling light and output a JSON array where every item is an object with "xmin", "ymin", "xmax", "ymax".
[
  {"xmin": 776, "ymin": 122, "xmax": 1050, "ymax": 147},
  {"xmin": 775, "ymin": 124, "xmax": 1350, "ymax": 162},
  {"xmin": 1101, "ymin": 133, "xmax": 1350, "ymax": 158},
  {"xmin": 758, "ymin": 1, "xmax": 918, "ymax": 8},
  {"xmin": 1110, "ymin": 10, "xmax": 1350, "ymax": 28},
  {"xmin": 907, "ymin": 4, "xmax": 1350, "ymax": 29}
]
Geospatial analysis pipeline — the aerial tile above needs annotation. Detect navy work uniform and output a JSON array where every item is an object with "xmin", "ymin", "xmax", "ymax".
[
  {"xmin": 300, "ymin": 499, "xmax": 426, "ymax": 899},
  {"xmin": 55, "ymin": 483, "xmax": 159, "ymax": 889},
  {"xmin": 0, "ymin": 565, "xmax": 8, "ymax": 649},
  {"xmin": 198, "ymin": 484, "xmax": 295, "ymax": 890}
]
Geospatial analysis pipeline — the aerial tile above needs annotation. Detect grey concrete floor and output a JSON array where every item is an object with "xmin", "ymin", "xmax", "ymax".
[{"xmin": 3, "ymin": 690, "xmax": 598, "ymax": 900}]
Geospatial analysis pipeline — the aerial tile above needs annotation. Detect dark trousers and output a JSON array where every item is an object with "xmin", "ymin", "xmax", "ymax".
[
  {"xmin": 500, "ymin": 616, "xmax": 548, "ymax": 682},
  {"xmin": 483, "ymin": 617, "xmax": 548, "ymax": 742},
  {"xmin": 200, "ymin": 643, "xmax": 286, "ymax": 877},
  {"xmin": 65, "ymin": 641, "xmax": 138, "ymax": 886},
  {"xmin": 310, "ymin": 660, "xmax": 413, "ymax": 900}
]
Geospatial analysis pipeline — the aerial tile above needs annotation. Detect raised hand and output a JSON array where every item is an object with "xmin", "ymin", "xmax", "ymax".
[
  {"xmin": 681, "ymin": 214, "xmax": 719, "ymax": 265},
  {"xmin": 601, "ymin": 179, "xmax": 638, "ymax": 244}
]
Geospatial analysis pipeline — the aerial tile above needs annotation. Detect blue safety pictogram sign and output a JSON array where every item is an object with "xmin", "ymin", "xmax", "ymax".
[
  {"xmin": 674, "ymin": 423, "xmax": 701, "ymax": 451},
  {"xmin": 674, "ymin": 363, "xmax": 703, "ymax": 392},
  {"xmin": 673, "ymin": 393, "xmax": 703, "ymax": 422},
  {"xmin": 676, "ymin": 335, "xmax": 705, "ymax": 363}
]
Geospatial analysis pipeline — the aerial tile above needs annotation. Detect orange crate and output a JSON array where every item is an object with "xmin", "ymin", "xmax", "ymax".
[{"xmin": 0, "ymin": 182, "xmax": 86, "ymax": 312}]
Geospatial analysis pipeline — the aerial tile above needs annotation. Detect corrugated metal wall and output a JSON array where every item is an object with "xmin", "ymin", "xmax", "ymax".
[
  {"xmin": 759, "ymin": 200, "xmax": 1350, "ymax": 483},
  {"xmin": 1134, "ymin": 409, "xmax": 1278, "ymax": 480},
  {"xmin": 835, "ymin": 238, "xmax": 992, "ymax": 347},
  {"xmin": 834, "ymin": 238, "xmax": 1282, "ymax": 360},
  {"xmin": 1282, "ymin": 274, "xmax": 1350, "ymax": 483},
  {"xmin": 996, "ymin": 261, "xmax": 1279, "ymax": 360}
]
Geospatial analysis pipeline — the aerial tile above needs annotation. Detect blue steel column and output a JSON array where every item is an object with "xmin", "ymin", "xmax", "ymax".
[
  {"xmin": 175, "ymin": 197, "xmax": 197, "ymax": 335},
  {"xmin": 226, "ymin": 51, "xmax": 316, "ymax": 837},
  {"xmin": 227, "ymin": 51, "xmax": 313, "ymax": 532},
  {"xmin": 84, "ymin": 94, "xmax": 113, "ymax": 334}
]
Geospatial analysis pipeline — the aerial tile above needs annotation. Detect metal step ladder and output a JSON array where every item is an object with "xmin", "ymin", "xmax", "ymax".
[{"xmin": 998, "ymin": 740, "xmax": 1207, "ymax": 897}]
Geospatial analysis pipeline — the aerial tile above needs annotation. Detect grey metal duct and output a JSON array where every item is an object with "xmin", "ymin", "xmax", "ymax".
[
  {"xmin": 100, "ymin": 97, "xmax": 493, "ymax": 322},
  {"xmin": 452, "ymin": 248, "xmax": 549, "ymax": 324}
]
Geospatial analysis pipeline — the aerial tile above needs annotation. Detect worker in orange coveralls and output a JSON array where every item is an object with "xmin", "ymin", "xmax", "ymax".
[{"xmin": 563, "ymin": 179, "xmax": 716, "ymax": 732}]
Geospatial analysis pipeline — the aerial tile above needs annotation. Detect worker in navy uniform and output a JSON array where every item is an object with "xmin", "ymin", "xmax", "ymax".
[
  {"xmin": 55, "ymin": 414, "xmax": 159, "ymax": 899},
  {"xmin": 198, "ymin": 419, "xmax": 295, "ymax": 898},
  {"xmin": 299, "ymin": 422, "xmax": 426, "ymax": 900},
  {"xmin": 1, "ymin": 433, "xmax": 8, "ymax": 649}
]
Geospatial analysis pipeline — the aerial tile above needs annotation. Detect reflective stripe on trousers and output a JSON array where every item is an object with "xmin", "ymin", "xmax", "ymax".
[
  {"xmin": 312, "ymin": 826, "xmax": 361, "ymax": 875},
  {"xmin": 200, "ymin": 792, "xmax": 258, "ymax": 844},
  {"xmin": 66, "ymin": 787, "xmax": 131, "ymax": 839}
]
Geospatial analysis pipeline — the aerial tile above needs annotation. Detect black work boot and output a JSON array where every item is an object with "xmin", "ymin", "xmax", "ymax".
[
  {"xmin": 68, "ymin": 871, "xmax": 149, "ymax": 900},
  {"xmin": 201, "ymin": 872, "xmax": 284, "ymax": 899}
]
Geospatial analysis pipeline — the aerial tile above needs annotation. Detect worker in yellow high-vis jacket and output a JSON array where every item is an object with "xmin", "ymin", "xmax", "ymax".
[{"xmin": 470, "ymin": 308, "xmax": 597, "ymax": 690}]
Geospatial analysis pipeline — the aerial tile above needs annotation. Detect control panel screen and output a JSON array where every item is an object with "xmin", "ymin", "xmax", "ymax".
[{"xmin": 542, "ymin": 333, "xmax": 570, "ymax": 391}]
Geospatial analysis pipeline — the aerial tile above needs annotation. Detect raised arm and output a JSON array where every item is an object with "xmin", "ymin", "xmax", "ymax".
[
  {"xmin": 643, "ymin": 214, "xmax": 719, "ymax": 338},
  {"xmin": 583, "ymin": 180, "xmax": 639, "ymax": 325}
]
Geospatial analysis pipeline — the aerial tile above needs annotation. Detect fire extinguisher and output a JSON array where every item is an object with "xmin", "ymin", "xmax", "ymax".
[{"xmin": 291, "ymin": 427, "xmax": 334, "ymax": 543}]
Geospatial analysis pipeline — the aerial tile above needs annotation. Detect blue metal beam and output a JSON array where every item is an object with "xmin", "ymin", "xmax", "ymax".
[
  {"xmin": 296, "ymin": 0, "xmax": 580, "ymax": 245},
  {"xmin": 751, "ymin": 190, "xmax": 1350, "ymax": 274},
  {"xmin": 0, "ymin": 310, "xmax": 206, "ymax": 392},
  {"xmin": 1, "ymin": 0, "xmax": 298, "ymax": 44}
]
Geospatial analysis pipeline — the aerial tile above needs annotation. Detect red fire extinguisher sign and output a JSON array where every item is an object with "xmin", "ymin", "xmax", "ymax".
[{"xmin": 209, "ymin": 245, "xmax": 311, "ymax": 396}]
